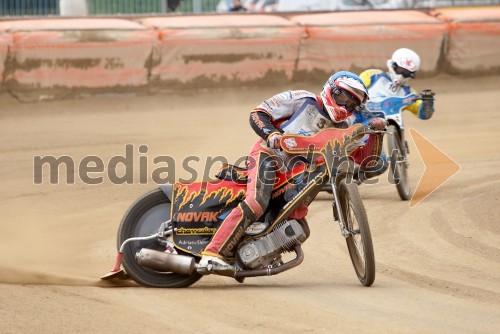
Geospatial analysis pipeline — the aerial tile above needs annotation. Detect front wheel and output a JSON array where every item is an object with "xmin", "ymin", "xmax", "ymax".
[
  {"xmin": 118, "ymin": 188, "xmax": 202, "ymax": 288},
  {"xmin": 387, "ymin": 125, "xmax": 411, "ymax": 200},
  {"xmin": 338, "ymin": 180, "xmax": 375, "ymax": 286}
]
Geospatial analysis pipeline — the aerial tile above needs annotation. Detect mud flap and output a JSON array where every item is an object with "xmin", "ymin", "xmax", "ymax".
[{"xmin": 159, "ymin": 183, "xmax": 174, "ymax": 202}]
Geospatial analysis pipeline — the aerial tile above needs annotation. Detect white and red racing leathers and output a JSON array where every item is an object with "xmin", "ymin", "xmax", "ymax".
[{"xmin": 202, "ymin": 90, "xmax": 382, "ymax": 259}]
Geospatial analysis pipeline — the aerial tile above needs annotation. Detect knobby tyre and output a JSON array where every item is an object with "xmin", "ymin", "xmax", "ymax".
[
  {"xmin": 339, "ymin": 180, "xmax": 375, "ymax": 286},
  {"xmin": 117, "ymin": 188, "xmax": 202, "ymax": 288},
  {"xmin": 387, "ymin": 124, "xmax": 411, "ymax": 200}
]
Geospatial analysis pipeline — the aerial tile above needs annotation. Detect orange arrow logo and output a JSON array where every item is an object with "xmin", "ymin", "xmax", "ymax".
[{"xmin": 408, "ymin": 128, "xmax": 461, "ymax": 208}]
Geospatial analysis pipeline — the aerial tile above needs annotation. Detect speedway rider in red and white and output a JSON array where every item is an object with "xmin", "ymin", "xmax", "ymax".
[{"xmin": 198, "ymin": 71, "xmax": 386, "ymax": 274}]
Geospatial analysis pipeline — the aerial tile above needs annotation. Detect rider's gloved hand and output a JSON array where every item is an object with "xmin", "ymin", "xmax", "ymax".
[
  {"xmin": 369, "ymin": 117, "xmax": 387, "ymax": 131},
  {"xmin": 419, "ymin": 89, "xmax": 435, "ymax": 120},
  {"xmin": 421, "ymin": 89, "xmax": 435, "ymax": 99},
  {"xmin": 266, "ymin": 132, "xmax": 283, "ymax": 150}
]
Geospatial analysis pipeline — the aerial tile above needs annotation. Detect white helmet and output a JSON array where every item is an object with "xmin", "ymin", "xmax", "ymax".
[{"xmin": 387, "ymin": 48, "xmax": 420, "ymax": 88}]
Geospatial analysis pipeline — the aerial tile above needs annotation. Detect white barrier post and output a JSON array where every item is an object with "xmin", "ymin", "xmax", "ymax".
[{"xmin": 60, "ymin": 0, "xmax": 88, "ymax": 16}]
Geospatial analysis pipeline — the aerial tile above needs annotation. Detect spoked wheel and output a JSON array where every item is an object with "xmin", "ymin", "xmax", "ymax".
[
  {"xmin": 338, "ymin": 180, "xmax": 375, "ymax": 286},
  {"xmin": 118, "ymin": 188, "xmax": 202, "ymax": 288},
  {"xmin": 387, "ymin": 125, "xmax": 411, "ymax": 200}
]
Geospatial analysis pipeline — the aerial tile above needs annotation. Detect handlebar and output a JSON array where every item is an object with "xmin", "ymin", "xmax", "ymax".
[
  {"xmin": 363, "ymin": 128, "xmax": 388, "ymax": 135},
  {"xmin": 361, "ymin": 90, "xmax": 435, "ymax": 116},
  {"xmin": 278, "ymin": 124, "xmax": 389, "ymax": 156},
  {"xmin": 415, "ymin": 89, "xmax": 436, "ymax": 101},
  {"xmin": 340, "ymin": 126, "xmax": 388, "ymax": 149}
]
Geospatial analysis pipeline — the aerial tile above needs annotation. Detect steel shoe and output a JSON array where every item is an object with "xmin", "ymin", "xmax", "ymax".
[{"xmin": 197, "ymin": 255, "xmax": 235, "ymax": 277}]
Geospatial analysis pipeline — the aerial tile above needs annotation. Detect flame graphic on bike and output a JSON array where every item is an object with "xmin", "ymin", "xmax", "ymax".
[
  {"xmin": 318, "ymin": 126, "xmax": 365, "ymax": 175},
  {"xmin": 174, "ymin": 182, "xmax": 245, "ymax": 212}
]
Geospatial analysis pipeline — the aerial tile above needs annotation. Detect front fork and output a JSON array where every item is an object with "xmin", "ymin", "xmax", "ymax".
[
  {"xmin": 391, "ymin": 122, "xmax": 409, "ymax": 160},
  {"xmin": 330, "ymin": 177, "xmax": 350, "ymax": 238}
]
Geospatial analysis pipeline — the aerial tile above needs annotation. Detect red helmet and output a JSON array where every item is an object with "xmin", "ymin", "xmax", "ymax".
[{"xmin": 320, "ymin": 71, "xmax": 369, "ymax": 123}]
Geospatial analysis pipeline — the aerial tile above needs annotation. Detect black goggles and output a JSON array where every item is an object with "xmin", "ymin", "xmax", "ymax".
[
  {"xmin": 332, "ymin": 88, "xmax": 363, "ymax": 113},
  {"xmin": 393, "ymin": 63, "xmax": 416, "ymax": 78}
]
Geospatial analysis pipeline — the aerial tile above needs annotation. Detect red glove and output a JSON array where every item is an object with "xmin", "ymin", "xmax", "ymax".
[
  {"xmin": 266, "ymin": 132, "xmax": 283, "ymax": 149},
  {"xmin": 369, "ymin": 118, "xmax": 387, "ymax": 130}
]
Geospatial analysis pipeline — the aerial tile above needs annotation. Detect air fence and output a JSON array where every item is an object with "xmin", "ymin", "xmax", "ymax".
[
  {"xmin": 0, "ymin": 0, "xmax": 499, "ymax": 16},
  {"xmin": 0, "ymin": 2, "xmax": 498, "ymax": 102}
]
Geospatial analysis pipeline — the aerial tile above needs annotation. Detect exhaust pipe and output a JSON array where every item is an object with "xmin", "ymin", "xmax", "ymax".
[{"xmin": 136, "ymin": 249, "xmax": 196, "ymax": 275}]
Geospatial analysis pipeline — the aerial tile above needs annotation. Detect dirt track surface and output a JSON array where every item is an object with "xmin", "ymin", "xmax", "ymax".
[{"xmin": 1, "ymin": 75, "xmax": 499, "ymax": 333}]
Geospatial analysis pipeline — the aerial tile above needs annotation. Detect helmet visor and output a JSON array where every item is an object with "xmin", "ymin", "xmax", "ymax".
[
  {"xmin": 394, "ymin": 64, "xmax": 416, "ymax": 78},
  {"xmin": 333, "ymin": 88, "xmax": 363, "ymax": 113}
]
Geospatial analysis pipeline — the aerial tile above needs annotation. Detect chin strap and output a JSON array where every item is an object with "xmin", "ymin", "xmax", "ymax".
[{"xmin": 387, "ymin": 59, "xmax": 408, "ymax": 88}]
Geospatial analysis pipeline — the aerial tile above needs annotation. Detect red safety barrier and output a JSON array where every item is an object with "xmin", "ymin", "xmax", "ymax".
[
  {"xmin": 432, "ymin": 7, "xmax": 500, "ymax": 74},
  {"xmin": 0, "ymin": 31, "xmax": 12, "ymax": 92},
  {"xmin": 290, "ymin": 11, "xmax": 448, "ymax": 77},
  {"xmin": 0, "ymin": 10, "xmax": 496, "ymax": 101},
  {"xmin": 0, "ymin": 19, "xmax": 158, "ymax": 101},
  {"xmin": 141, "ymin": 15, "xmax": 304, "ymax": 87}
]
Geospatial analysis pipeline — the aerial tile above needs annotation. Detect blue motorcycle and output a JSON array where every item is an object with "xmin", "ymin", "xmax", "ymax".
[
  {"xmin": 359, "ymin": 89, "xmax": 434, "ymax": 200},
  {"xmin": 361, "ymin": 94, "xmax": 417, "ymax": 200}
]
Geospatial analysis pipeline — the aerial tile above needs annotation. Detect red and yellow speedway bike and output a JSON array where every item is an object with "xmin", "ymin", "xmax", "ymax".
[{"xmin": 101, "ymin": 124, "xmax": 383, "ymax": 287}]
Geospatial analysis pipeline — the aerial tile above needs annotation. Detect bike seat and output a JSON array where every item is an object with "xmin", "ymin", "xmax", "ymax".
[{"xmin": 215, "ymin": 164, "xmax": 248, "ymax": 184}]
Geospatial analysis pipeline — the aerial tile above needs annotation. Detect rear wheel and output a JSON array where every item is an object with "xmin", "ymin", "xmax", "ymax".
[
  {"xmin": 118, "ymin": 188, "xmax": 202, "ymax": 288},
  {"xmin": 387, "ymin": 125, "xmax": 411, "ymax": 200},
  {"xmin": 338, "ymin": 180, "xmax": 375, "ymax": 287}
]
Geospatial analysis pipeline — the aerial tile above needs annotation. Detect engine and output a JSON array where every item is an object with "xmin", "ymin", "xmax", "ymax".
[{"xmin": 237, "ymin": 219, "xmax": 307, "ymax": 269}]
